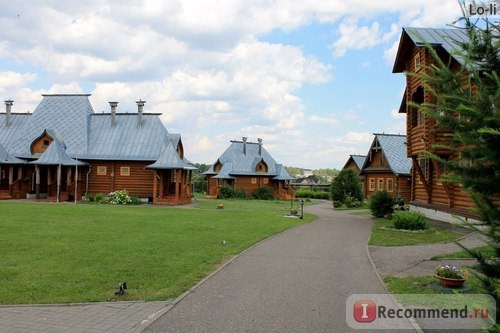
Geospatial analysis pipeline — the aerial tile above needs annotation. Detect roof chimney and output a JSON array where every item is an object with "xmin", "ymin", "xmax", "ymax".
[
  {"xmin": 109, "ymin": 101, "xmax": 118, "ymax": 127},
  {"xmin": 257, "ymin": 138, "xmax": 263, "ymax": 156},
  {"xmin": 4, "ymin": 100, "xmax": 13, "ymax": 127},
  {"xmin": 136, "ymin": 100, "xmax": 145, "ymax": 127},
  {"xmin": 242, "ymin": 137, "xmax": 247, "ymax": 155}
]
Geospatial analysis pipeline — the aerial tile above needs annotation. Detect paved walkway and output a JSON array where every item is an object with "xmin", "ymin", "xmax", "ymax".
[
  {"xmin": 0, "ymin": 201, "xmax": 486, "ymax": 332},
  {"xmin": 144, "ymin": 201, "xmax": 415, "ymax": 332}
]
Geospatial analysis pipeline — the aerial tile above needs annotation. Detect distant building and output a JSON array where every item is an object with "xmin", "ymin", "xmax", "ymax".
[
  {"xmin": 359, "ymin": 133, "xmax": 412, "ymax": 202},
  {"xmin": 204, "ymin": 138, "xmax": 295, "ymax": 199},
  {"xmin": 0, "ymin": 95, "xmax": 195, "ymax": 205}
]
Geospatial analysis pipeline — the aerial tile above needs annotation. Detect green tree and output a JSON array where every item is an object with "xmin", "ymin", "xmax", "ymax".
[
  {"xmin": 330, "ymin": 168, "xmax": 363, "ymax": 205},
  {"xmin": 412, "ymin": 10, "xmax": 499, "ymax": 328}
]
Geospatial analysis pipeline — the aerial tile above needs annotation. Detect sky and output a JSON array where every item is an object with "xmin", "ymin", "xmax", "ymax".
[{"xmin": 0, "ymin": 1, "xmax": 472, "ymax": 169}]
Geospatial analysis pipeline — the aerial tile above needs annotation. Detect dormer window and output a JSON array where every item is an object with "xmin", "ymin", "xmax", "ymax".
[{"xmin": 43, "ymin": 140, "xmax": 50, "ymax": 148}]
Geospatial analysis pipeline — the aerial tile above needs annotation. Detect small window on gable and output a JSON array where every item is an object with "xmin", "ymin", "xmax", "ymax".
[
  {"xmin": 255, "ymin": 161, "xmax": 268, "ymax": 173},
  {"xmin": 97, "ymin": 166, "xmax": 107, "ymax": 176},
  {"xmin": 43, "ymin": 140, "xmax": 50, "ymax": 148},
  {"xmin": 120, "ymin": 166, "xmax": 130, "ymax": 176}
]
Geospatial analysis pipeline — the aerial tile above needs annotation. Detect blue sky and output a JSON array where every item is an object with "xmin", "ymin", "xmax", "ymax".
[{"xmin": 0, "ymin": 1, "xmax": 476, "ymax": 169}]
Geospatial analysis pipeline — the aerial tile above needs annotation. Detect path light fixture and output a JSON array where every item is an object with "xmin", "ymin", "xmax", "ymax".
[{"xmin": 300, "ymin": 198, "xmax": 304, "ymax": 219}]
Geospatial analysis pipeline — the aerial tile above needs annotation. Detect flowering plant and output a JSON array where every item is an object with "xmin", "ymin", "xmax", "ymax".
[
  {"xmin": 107, "ymin": 190, "xmax": 132, "ymax": 205},
  {"xmin": 435, "ymin": 264, "xmax": 469, "ymax": 280}
]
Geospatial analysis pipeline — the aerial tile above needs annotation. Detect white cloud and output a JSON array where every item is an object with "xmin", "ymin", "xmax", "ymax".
[{"xmin": 0, "ymin": 0, "xmax": 463, "ymax": 169}]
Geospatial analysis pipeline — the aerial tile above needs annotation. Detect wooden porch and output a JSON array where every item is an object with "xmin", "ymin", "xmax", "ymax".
[{"xmin": 152, "ymin": 169, "xmax": 193, "ymax": 205}]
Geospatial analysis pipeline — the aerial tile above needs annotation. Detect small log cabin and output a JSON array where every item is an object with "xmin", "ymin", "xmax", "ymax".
[
  {"xmin": 359, "ymin": 134, "xmax": 412, "ymax": 202},
  {"xmin": 0, "ymin": 94, "xmax": 195, "ymax": 205},
  {"xmin": 342, "ymin": 155, "xmax": 366, "ymax": 175},
  {"xmin": 204, "ymin": 137, "xmax": 295, "ymax": 199},
  {"xmin": 393, "ymin": 27, "xmax": 481, "ymax": 219}
]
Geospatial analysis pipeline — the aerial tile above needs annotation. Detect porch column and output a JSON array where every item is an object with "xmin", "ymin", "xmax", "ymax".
[
  {"xmin": 8, "ymin": 166, "xmax": 14, "ymax": 195},
  {"xmin": 35, "ymin": 166, "xmax": 40, "ymax": 199},
  {"xmin": 47, "ymin": 167, "xmax": 52, "ymax": 196},
  {"xmin": 56, "ymin": 164, "xmax": 61, "ymax": 203},
  {"xmin": 159, "ymin": 171, "xmax": 163, "ymax": 201},
  {"xmin": 152, "ymin": 170, "xmax": 157, "ymax": 204},
  {"xmin": 174, "ymin": 169, "xmax": 180, "ymax": 204}
]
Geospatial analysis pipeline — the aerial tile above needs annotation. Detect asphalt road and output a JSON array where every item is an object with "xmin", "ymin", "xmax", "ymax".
[{"xmin": 144, "ymin": 201, "xmax": 416, "ymax": 333}]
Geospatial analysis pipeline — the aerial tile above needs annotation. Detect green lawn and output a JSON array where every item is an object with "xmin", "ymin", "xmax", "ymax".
[
  {"xmin": 368, "ymin": 217, "xmax": 462, "ymax": 246},
  {"xmin": 431, "ymin": 245, "xmax": 496, "ymax": 260},
  {"xmin": 0, "ymin": 199, "xmax": 313, "ymax": 304}
]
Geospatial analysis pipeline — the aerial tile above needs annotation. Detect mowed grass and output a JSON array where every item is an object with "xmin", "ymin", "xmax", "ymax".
[
  {"xmin": 0, "ymin": 199, "xmax": 313, "ymax": 304},
  {"xmin": 368, "ymin": 217, "xmax": 462, "ymax": 246}
]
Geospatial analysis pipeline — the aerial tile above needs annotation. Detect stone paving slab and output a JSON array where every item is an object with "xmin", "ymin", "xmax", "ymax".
[{"xmin": 0, "ymin": 301, "xmax": 171, "ymax": 333}]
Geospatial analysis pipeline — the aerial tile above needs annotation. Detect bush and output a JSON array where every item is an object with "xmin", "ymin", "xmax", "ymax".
[
  {"xmin": 343, "ymin": 195, "xmax": 362, "ymax": 208},
  {"xmin": 331, "ymin": 169, "xmax": 363, "ymax": 205},
  {"xmin": 393, "ymin": 211, "xmax": 428, "ymax": 230},
  {"xmin": 252, "ymin": 187, "xmax": 274, "ymax": 200},
  {"xmin": 369, "ymin": 190, "xmax": 395, "ymax": 218},
  {"xmin": 295, "ymin": 189, "xmax": 331, "ymax": 200},
  {"xmin": 218, "ymin": 185, "xmax": 247, "ymax": 199},
  {"xmin": 85, "ymin": 193, "xmax": 107, "ymax": 203},
  {"xmin": 107, "ymin": 190, "xmax": 133, "ymax": 205}
]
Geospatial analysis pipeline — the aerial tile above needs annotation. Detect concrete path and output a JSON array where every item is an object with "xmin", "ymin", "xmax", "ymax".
[
  {"xmin": 144, "ymin": 201, "xmax": 415, "ymax": 332},
  {"xmin": 0, "ymin": 301, "xmax": 171, "ymax": 333},
  {"xmin": 369, "ymin": 228, "xmax": 488, "ymax": 277}
]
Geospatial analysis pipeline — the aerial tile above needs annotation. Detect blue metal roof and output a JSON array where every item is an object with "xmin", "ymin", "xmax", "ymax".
[
  {"xmin": 30, "ymin": 139, "xmax": 87, "ymax": 166},
  {"xmin": 0, "ymin": 95, "xmax": 190, "ymax": 167},
  {"xmin": 87, "ymin": 114, "xmax": 169, "ymax": 161},
  {"xmin": 368, "ymin": 134, "xmax": 412, "ymax": 176},
  {"xmin": 205, "ymin": 139, "xmax": 293, "ymax": 180},
  {"xmin": 352, "ymin": 155, "xmax": 366, "ymax": 170},
  {"xmin": 9, "ymin": 95, "xmax": 93, "ymax": 158},
  {"xmin": 0, "ymin": 142, "xmax": 25, "ymax": 164},
  {"xmin": 0, "ymin": 114, "xmax": 31, "ymax": 151},
  {"xmin": 393, "ymin": 27, "xmax": 469, "ymax": 73},
  {"xmin": 146, "ymin": 142, "xmax": 197, "ymax": 170}
]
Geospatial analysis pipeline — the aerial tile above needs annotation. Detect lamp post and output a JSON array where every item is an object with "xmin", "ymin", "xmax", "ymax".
[{"xmin": 300, "ymin": 198, "xmax": 304, "ymax": 219}]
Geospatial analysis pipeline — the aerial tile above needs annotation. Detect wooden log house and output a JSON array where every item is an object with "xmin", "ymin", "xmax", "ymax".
[
  {"xmin": 359, "ymin": 134, "xmax": 412, "ymax": 202},
  {"xmin": 204, "ymin": 137, "xmax": 295, "ymax": 200},
  {"xmin": 0, "ymin": 94, "xmax": 195, "ymax": 205},
  {"xmin": 393, "ymin": 27, "xmax": 485, "ymax": 219}
]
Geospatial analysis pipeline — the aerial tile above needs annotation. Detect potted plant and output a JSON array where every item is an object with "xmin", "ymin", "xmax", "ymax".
[{"xmin": 435, "ymin": 264, "xmax": 469, "ymax": 288}]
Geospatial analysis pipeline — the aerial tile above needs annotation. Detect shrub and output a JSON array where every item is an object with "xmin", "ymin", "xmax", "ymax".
[
  {"xmin": 369, "ymin": 190, "xmax": 395, "ymax": 218},
  {"xmin": 252, "ymin": 187, "xmax": 274, "ymax": 200},
  {"xmin": 107, "ymin": 190, "xmax": 133, "ymax": 205},
  {"xmin": 218, "ymin": 185, "xmax": 247, "ymax": 199},
  {"xmin": 343, "ymin": 195, "xmax": 362, "ymax": 208},
  {"xmin": 295, "ymin": 189, "xmax": 331, "ymax": 200},
  {"xmin": 393, "ymin": 211, "xmax": 428, "ymax": 230},
  {"xmin": 85, "ymin": 193, "xmax": 107, "ymax": 203},
  {"xmin": 129, "ymin": 196, "xmax": 142, "ymax": 205},
  {"xmin": 331, "ymin": 169, "xmax": 363, "ymax": 204}
]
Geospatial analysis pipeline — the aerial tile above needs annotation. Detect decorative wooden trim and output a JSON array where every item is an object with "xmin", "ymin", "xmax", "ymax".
[{"xmin": 412, "ymin": 156, "xmax": 431, "ymax": 198}]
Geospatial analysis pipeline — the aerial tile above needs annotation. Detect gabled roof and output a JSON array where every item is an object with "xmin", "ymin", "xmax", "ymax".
[
  {"xmin": 393, "ymin": 27, "xmax": 469, "ymax": 73},
  {"xmin": 0, "ymin": 113, "xmax": 30, "ymax": 151},
  {"xmin": 204, "ymin": 139, "xmax": 293, "ymax": 180},
  {"xmin": 0, "ymin": 142, "xmax": 25, "ymax": 164},
  {"xmin": 0, "ymin": 95, "xmax": 191, "ymax": 166},
  {"xmin": 87, "ymin": 114, "xmax": 170, "ymax": 161},
  {"xmin": 30, "ymin": 139, "xmax": 87, "ymax": 166},
  {"xmin": 9, "ymin": 95, "xmax": 93, "ymax": 158},
  {"xmin": 146, "ymin": 142, "xmax": 197, "ymax": 170},
  {"xmin": 342, "ymin": 155, "xmax": 366, "ymax": 172},
  {"xmin": 360, "ymin": 134, "xmax": 411, "ymax": 176}
]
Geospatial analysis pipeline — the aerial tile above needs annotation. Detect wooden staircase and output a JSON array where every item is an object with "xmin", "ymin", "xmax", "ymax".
[{"xmin": 0, "ymin": 190, "xmax": 12, "ymax": 200}]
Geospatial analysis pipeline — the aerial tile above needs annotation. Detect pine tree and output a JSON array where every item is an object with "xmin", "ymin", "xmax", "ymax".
[{"xmin": 411, "ymin": 9, "xmax": 499, "ymax": 329}]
